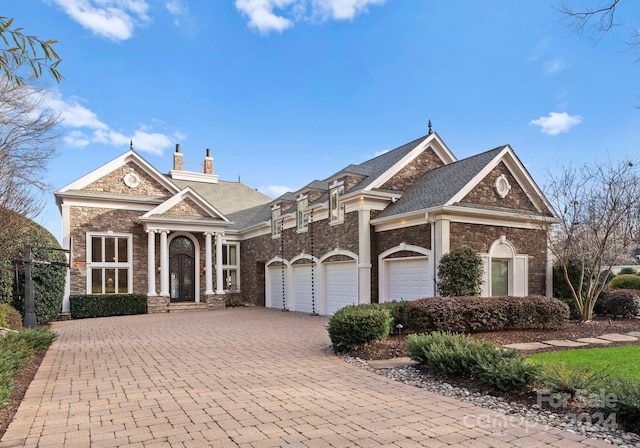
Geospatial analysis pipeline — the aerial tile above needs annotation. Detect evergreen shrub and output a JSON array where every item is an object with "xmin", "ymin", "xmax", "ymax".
[
  {"xmin": 406, "ymin": 295, "xmax": 568, "ymax": 333},
  {"xmin": 327, "ymin": 304, "xmax": 392, "ymax": 353},
  {"xmin": 70, "ymin": 294, "xmax": 147, "ymax": 319},
  {"xmin": 609, "ymin": 274, "xmax": 640, "ymax": 291},
  {"xmin": 437, "ymin": 246, "xmax": 483, "ymax": 297},
  {"xmin": 598, "ymin": 289, "xmax": 640, "ymax": 318},
  {"xmin": 0, "ymin": 303, "xmax": 23, "ymax": 330}
]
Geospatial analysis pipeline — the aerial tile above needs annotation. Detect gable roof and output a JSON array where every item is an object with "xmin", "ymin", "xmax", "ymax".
[
  {"xmin": 140, "ymin": 187, "xmax": 230, "ymax": 222},
  {"xmin": 376, "ymin": 146, "xmax": 507, "ymax": 218},
  {"xmin": 170, "ymin": 178, "xmax": 271, "ymax": 216},
  {"xmin": 56, "ymin": 150, "xmax": 180, "ymax": 197}
]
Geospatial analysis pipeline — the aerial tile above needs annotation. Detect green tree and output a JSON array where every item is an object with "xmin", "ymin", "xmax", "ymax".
[
  {"xmin": 437, "ymin": 246, "xmax": 484, "ymax": 297},
  {"xmin": 0, "ymin": 16, "xmax": 62, "ymax": 85}
]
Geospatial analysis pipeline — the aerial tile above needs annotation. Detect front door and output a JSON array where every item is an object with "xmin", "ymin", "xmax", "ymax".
[{"xmin": 170, "ymin": 236, "xmax": 195, "ymax": 302}]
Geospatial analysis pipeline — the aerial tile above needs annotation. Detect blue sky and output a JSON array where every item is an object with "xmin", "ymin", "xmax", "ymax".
[{"xmin": 4, "ymin": 0, "xmax": 640, "ymax": 242}]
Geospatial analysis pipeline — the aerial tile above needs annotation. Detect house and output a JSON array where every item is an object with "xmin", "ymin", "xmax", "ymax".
[{"xmin": 55, "ymin": 129, "xmax": 557, "ymax": 315}]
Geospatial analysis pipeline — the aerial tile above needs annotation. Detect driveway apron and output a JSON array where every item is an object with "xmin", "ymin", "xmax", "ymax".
[{"xmin": 0, "ymin": 308, "xmax": 609, "ymax": 447}]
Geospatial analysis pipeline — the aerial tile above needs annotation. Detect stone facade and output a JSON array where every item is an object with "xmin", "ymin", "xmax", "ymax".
[
  {"xmin": 381, "ymin": 147, "xmax": 445, "ymax": 191},
  {"xmin": 85, "ymin": 162, "xmax": 171, "ymax": 197},
  {"xmin": 449, "ymin": 222, "xmax": 547, "ymax": 295}
]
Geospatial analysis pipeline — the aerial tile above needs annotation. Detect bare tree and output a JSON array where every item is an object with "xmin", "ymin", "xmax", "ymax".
[
  {"xmin": 0, "ymin": 74, "xmax": 60, "ymax": 260},
  {"xmin": 544, "ymin": 158, "xmax": 640, "ymax": 321},
  {"xmin": 0, "ymin": 16, "xmax": 62, "ymax": 85}
]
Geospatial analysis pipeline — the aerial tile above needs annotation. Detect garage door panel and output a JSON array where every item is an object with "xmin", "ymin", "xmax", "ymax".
[
  {"xmin": 268, "ymin": 266, "xmax": 288, "ymax": 309},
  {"xmin": 386, "ymin": 258, "xmax": 432, "ymax": 302},
  {"xmin": 325, "ymin": 261, "xmax": 357, "ymax": 315},
  {"xmin": 293, "ymin": 265, "xmax": 317, "ymax": 314}
]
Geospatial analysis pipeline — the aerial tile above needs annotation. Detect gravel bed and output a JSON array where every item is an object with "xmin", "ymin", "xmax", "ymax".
[{"xmin": 344, "ymin": 356, "xmax": 640, "ymax": 447}]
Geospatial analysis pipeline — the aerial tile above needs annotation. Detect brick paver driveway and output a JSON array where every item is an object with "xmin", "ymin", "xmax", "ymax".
[{"xmin": 1, "ymin": 308, "xmax": 608, "ymax": 447}]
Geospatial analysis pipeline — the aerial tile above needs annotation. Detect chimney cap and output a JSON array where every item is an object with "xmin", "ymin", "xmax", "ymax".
[
  {"xmin": 175, "ymin": 143, "xmax": 181, "ymax": 153},
  {"xmin": 206, "ymin": 148, "xmax": 212, "ymax": 158}
]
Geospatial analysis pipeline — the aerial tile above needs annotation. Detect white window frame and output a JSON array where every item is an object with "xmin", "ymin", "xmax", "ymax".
[
  {"xmin": 297, "ymin": 195, "xmax": 309, "ymax": 232},
  {"xmin": 480, "ymin": 236, "xmax": 528, "ymax": 297},
  {"xmin": 271, "ymin": 206, "xmax": 282, "ymax": 237},
  {"xmin": 86, "ymin": 232, "xmax": 133, "ymax": 294},
  {"xmin": 222, "ymin": 243, "xmax": 240, "ymax": 291},
  {"xmin": 329, "ymin": 182, "xmax": 345, "ymax": 224}
]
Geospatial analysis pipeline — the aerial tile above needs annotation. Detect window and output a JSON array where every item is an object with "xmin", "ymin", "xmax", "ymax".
[
  {"xmin": 297, "ymin": 197, "xmax": 309, "ymax": 231},
  {"xmin": 271, "ymin": 206, "xmax": 282, "ymax": 237},
  {"xmin": 88, "ymin": 233, "xmax": 132, "ymax": 294},
  {"xmin": 330, "ymin": 184, "xmax": 344, "ymax": 223},
  {"xmin": 222, "ymin": 244, "xmax": 239, "ymax": 290},
  {"xmin": 491, "ymin": 259, "xmax": 509, "ymax": 296}
]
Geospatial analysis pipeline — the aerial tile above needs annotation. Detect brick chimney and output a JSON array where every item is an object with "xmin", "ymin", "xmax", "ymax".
[
  {"xmin": 204, "ymin": 148, "xmax": 214, "ymax": 175},
  {"xmin": 173, "ymin": 144, "xmax": 183, "ymax": 171}
]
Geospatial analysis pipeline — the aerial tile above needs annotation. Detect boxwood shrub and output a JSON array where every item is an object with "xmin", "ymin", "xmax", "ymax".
[
  {"xmin": 406, "ymin": 295, "xmax": 568, "ymax": 333},
  {"xmin": 609, "ymin": 274, "xmax": 640, "ymax": 291},
  {"xmin": 70, "ymin": 294, "xmax": 147, "ymax": 319},
  {"xmin": 327, "ymin": 304, "xmax": 392, "ymax": 353},
  {"xmin": 598, "ymin": 289, "xmax": 640, "ymax": 318}
]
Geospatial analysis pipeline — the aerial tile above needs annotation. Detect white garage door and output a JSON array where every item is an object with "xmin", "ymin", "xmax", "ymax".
[
  {"xmin": 292, "ymin": 265, "xmax": 318, "ymax": 314},
  {"xmin": 267, "ymin": 265, "xmax": 288, "ymax": 309},
  {"xmin": 385, "ymin": 257, "xmax": 432, "ymax": 302},
  {"xmin": 325, "ymin": 261, "xmax": 358, "ymax": 315}
]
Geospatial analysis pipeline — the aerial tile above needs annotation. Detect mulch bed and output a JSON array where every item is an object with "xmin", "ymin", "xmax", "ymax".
[{"xmin": 348, "ymin": 316, "xmax": 640, "ymax": 360}]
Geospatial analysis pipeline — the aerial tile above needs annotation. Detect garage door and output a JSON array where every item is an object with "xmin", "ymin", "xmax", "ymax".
[
  {"xmin": 267, "ymin": 265, "xmax": 288, "ymax": 309},
  {"xmin": 325, "ymin": 261, "xmax": 358, "ymax": 315},
  {"xmin": 385, "ymin": 257, "xmax": 432, "ymax": 302},
  {"xmin": 292, "ymin": 265, "xmax": 317, "ymax": 314}
]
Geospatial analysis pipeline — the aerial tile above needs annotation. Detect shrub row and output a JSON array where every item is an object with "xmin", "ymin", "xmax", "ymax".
[
  {"xmin": 406, "ymin": 296, "xmax": 569, "ymax": 333},
  {"xmin": 598, "ymin": 289, "xmax": 640, "ymax": 318},
  {"xmin": 0, "ymin": 328, "xmax": 57, "ymax": 408},
  {"xmin": 609, "ymin": 274, "xmax": 640, "ymax": 291},
  {"xmin": 406, "ymin": 331, "xmax": 539, "ymax": 391},
  {"xmin": 69, "ymin": 294, "xmax": 147, "ymax": 319}
]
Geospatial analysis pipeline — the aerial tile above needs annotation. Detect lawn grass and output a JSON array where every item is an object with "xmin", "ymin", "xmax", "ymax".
[{"xmin": 527, "ymin": 345, "xmax": 640, "ymax": 382}]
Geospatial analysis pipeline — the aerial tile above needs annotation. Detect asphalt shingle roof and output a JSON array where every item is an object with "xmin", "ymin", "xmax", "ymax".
[
  {"xmin": 170, "ymin": 179, "xmax": 271, "ymax": 216},
  {"xmin": 376, "ymin": 146, "xmax": 505, "ymax": 218}
]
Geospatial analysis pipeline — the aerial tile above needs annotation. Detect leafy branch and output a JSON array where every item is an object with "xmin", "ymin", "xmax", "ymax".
[{"xmin": 0, "ymin": 16, "xmax": 62, "ymax": 85}]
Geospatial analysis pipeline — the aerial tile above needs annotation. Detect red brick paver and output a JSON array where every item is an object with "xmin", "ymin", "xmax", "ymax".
[{"xmin": 0, "ymin": 308, "xmax": 610, "ymax": 447}]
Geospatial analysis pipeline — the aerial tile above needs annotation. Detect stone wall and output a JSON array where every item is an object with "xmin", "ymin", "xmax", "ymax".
[
  {"xmin": 459, "ymin": 162, "xmax": 538, "ymax": 212},
  {"xmin": 380, "ymin": 147, "xmax": 445, "ymax": 191},
  {"xmin": 85, "ymin": 161, "xmax": 170, "ymax": 197},
  {"xmin": 449, "ymin": 222, "xmax": 547, "ymax": 295}
]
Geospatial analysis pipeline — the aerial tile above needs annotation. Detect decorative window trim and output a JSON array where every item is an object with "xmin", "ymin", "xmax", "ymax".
[
  {"xmin": 297, "ymin": 196, "xmax": 309, "ymax": 232},
  {"xmin": 271, "ymin": 205, "xmax": 282, "ymax": 237},
  {"xmin": 495, "ymin": 174, "xmax": 511, "ymax": 198},
  {"xmin": 86, "ymin": 232, "xmax": 133, "ymax": 294},
  {"xmin": 329, "ymin": 184, "xmax": 345, "ymax": 224},
  {"xmin": 123, "ymin": 172, "xmax": 140, "ymax": 188},
  {"xmin": 222, "ymin": 243, "xmax": 240, "ymax": 291}
]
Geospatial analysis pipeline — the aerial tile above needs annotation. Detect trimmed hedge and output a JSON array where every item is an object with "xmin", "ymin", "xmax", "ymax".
[
  {"xmin": 327, "ymin": 304, "xmax": 392, "ymax": 353},
  {"xmin": 598, "ymin": 289, "xmax": 640, "ymax": 318},
  {"xmin": 609, "ymin": 274, "xmax": 640, "ymax": 291},
  {"xmin": 70, "ymin": 294, "xmax": 147, "ymax": 319},
  {"xmin": 406, "ymin": 295, "xmax": 569, "ymax": 333},
  {"xmin": 0, "ymin": 304, "xmax": 22, "ymax": 330}
]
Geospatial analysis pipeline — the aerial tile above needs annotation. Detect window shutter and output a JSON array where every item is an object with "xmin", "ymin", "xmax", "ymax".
[
  {"xmin": 480, "ymin": 254, "xmax": 490, "ymax": 297},
  {"xmin": 513, "ymin": 255, "xmax": 528, "ymax": 296}
]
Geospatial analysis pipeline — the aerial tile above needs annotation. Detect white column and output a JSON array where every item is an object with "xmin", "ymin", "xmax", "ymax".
[
  {"xmin": 61, "ymin": 204, "xmax": 72, "ymax": 314},
  {"xmin": 205, "ymin": 232, "xmax": 214, "ymax": 295},
  {"xmin": 215, "ymin": 232, "xmax": 225, "ymax": 294},
  {"xmin": 159, "ymin": 230, "xmax": 170, "ymax": 297},
  {"xmin": 433, "ymin": 217, "xmax": 451, "ymax": 294},
  {"xmin": 146, "ymin": 229, "xmax": 157, "ymax": 296},
  {"xmin": 357, "ymin": 209, "xmax": 372, "ymax": 305}
]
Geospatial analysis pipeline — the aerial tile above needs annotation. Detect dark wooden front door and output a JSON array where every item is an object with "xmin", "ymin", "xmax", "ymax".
[{"xmin": 170, "ymin": 236, "xmax": 195, "ymax": 302}]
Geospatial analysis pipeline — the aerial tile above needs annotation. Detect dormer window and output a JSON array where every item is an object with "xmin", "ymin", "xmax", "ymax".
[
  {"xmin": 297, "ymin": 195, "xmax": 309, "ymax": 231},
  {"xmin": 329, "ymin": 181, "xmax": 345, "ymax": 223},
  {"xmin": 271, "ymin": 206, "xmax": 282, "ymax": 237}
]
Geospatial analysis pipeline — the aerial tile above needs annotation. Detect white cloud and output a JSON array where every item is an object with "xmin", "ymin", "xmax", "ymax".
[
  {"xmin": 313, "ymin": 0, "xmax": 387, "ymax": 20},
  {"xmin": 235, "ymin": 0, "xmax": 386, "ymax": 33},
  {"xmin": 51, "ymin": 0, "xmax": 150, "ymax": 41},
  {"xmin": 530, "ymin": 112, "xmax": 583, "ymax": 136},
  {"xmin": 44, "ymin": 89, "xmax": 176, "ymax": 155},
  {"xmin": 259, "ymin": 185, "xmax": 293, "ymax": 198},
  {"xmin": 543, "ymin": 57, "xmax": 567, "ymax": 76}
]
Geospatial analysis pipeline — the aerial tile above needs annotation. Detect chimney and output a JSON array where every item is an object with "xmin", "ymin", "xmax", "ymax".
[
  {"xmin": 173, "ymin": 144, "xmax": 183, "ymax": 171},
  {"xmin": 204, "ymin": 148, "xmax": 214, "ymax": 175}
]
